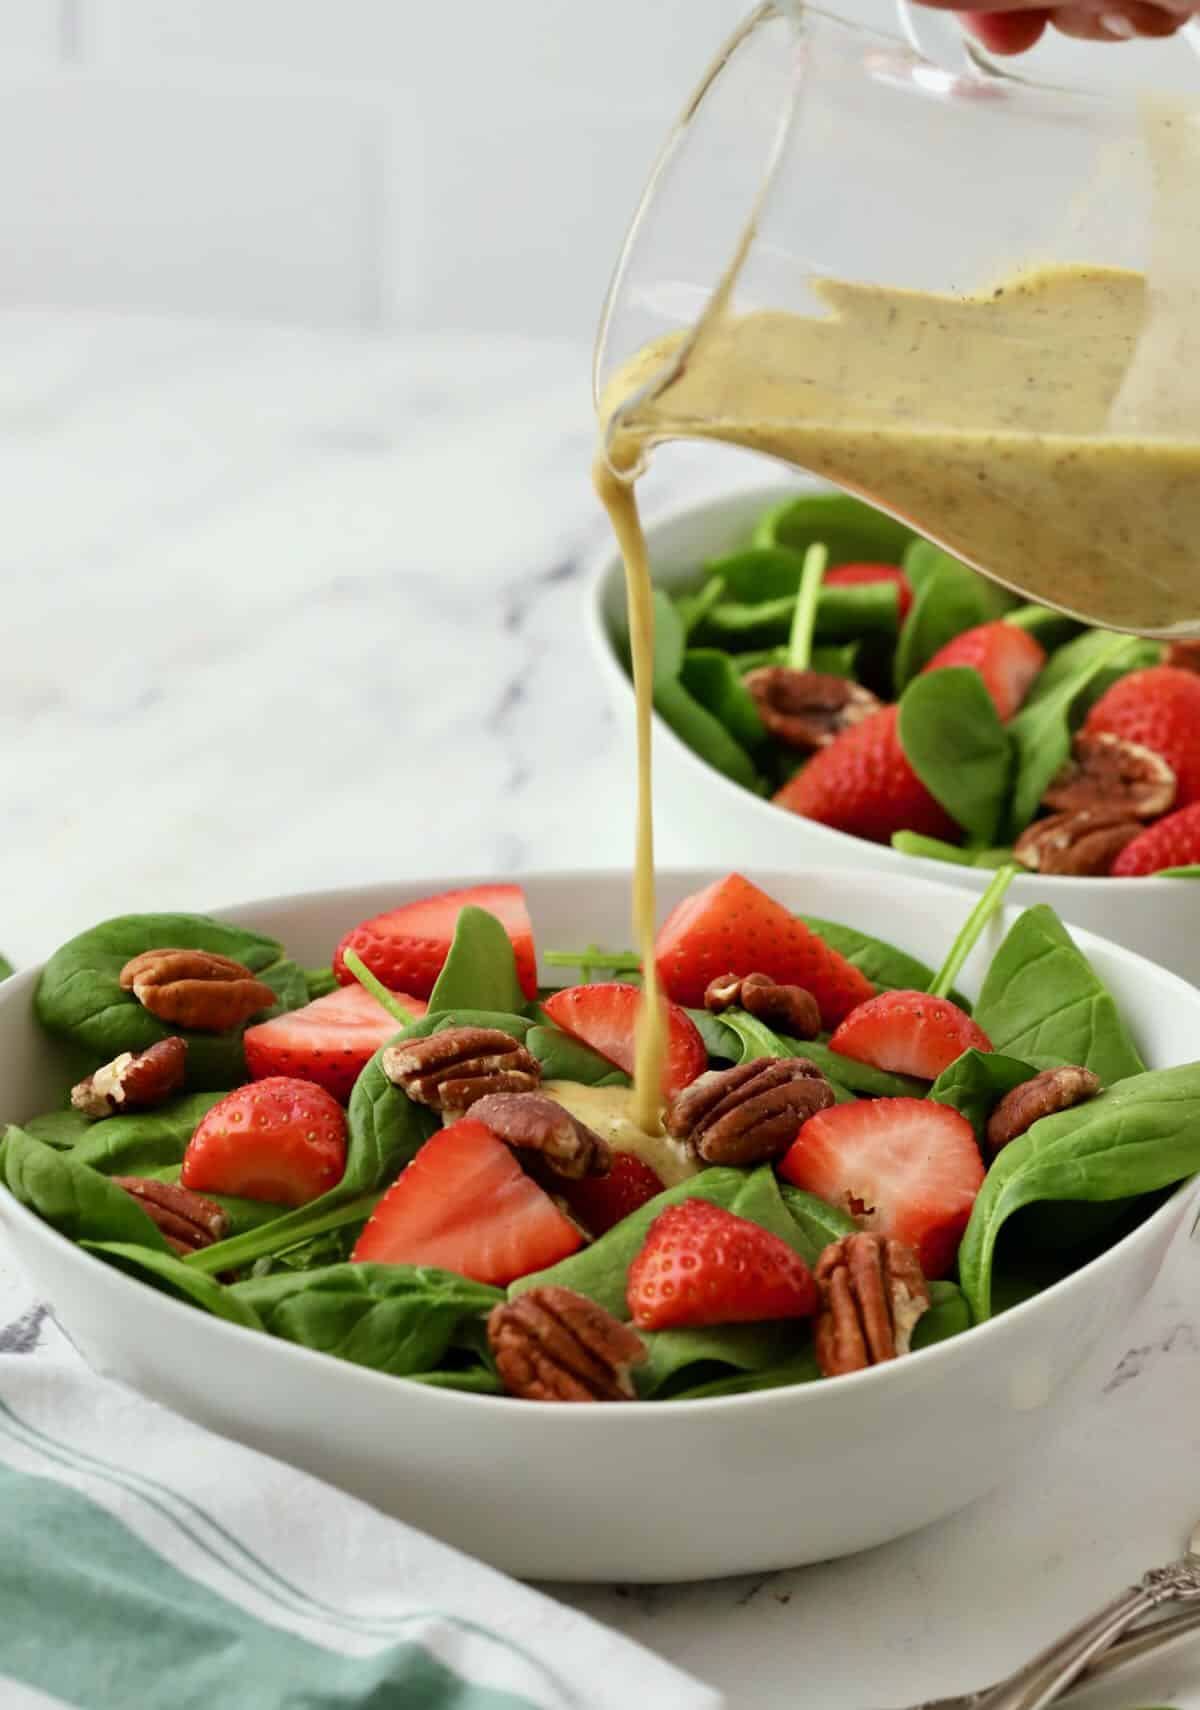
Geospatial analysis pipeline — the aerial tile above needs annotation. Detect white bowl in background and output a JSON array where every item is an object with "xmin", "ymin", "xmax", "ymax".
[
  {"xmin": 588, "ymin": 483, "xmax": 1200, "ymax": 986},
  {"xmin": 2, "ymin": 868, "xmax": 1197, "ymax": 1582}
]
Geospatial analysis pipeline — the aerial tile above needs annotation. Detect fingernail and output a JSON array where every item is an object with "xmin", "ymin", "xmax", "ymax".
[{"xmin": 1100, "ymin": 11, "xmax": 1138, "ymax": 32}]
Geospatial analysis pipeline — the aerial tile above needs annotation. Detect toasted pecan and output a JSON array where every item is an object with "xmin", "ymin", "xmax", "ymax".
[
  {"xmin": 702, "ymin": 971, "xmax": 820, "ymax": 1039},
  {"xmin": 745, "ymin": 667, "xmax": 882, "ymax": 751},
  {"xmin": 71, "ymin": 1037, "xmax": 187, "ymax": 1119},
  {"xmin": 985, "ymin": 1064, "xmax": 1102, "ymax": 1154},
  {"xmin": 382, "ymin": 1027, "xmax": 540, "ymax": 1114},
  {"xmin": 814, "ymin": 1233, "xmax": 930, "ymax": 1377},
  {"xmin": 666, "ymin": 1057, "xmax": 834, "ymax": 1166},
  {"xmin": 119, "ymin": 949, "xmax": 276, "ymax": 1032},
  {"xmin": 488, "ymin": 1287, "xmax": 646, "ymax": 1402}
]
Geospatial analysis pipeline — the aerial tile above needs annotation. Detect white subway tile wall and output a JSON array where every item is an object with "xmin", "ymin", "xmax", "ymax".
[{"xmin": 0, "ymin": 1, "xmax": 1194, "ymax": 334}]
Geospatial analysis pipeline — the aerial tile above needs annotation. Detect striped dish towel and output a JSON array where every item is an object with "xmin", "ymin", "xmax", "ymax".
[{"xmin": 0, "ymin": 1351, "xmax": 720, "ymax": 1710}]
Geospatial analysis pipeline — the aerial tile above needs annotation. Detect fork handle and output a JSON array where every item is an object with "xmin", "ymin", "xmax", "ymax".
[{"xmin": 971, "ymin": 1585, "xmax": 1156, "ymax": 1710}]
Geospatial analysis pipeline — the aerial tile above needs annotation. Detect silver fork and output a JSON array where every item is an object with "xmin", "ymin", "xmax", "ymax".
[{"xmin": 898, "ymin": 1516, "xmax": 1200, "ymax": 1710}]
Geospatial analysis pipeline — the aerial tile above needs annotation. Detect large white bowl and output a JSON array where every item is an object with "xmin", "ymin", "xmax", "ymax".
[
  {"xmin": 2, "ymin": 869, "xmax": 1197, "ymax": 1582},
  {"xmin": 588, "ymin": 483, "xmax": 1200, "ymax": 986}
]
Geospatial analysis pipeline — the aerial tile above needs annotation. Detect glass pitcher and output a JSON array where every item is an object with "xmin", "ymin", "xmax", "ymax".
[{"xmin": 594, "ymin": 3, "xmax": 1200, "ymax": 637}]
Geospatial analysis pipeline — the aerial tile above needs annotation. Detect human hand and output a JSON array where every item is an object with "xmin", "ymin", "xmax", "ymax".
[{"xmin": 917, "ymin": 0, "xmax": 1199, "ymax": 53}]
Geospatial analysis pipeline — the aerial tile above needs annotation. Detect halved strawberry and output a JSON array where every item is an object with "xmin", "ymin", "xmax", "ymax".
[
  {"xmin": 654, "ymin": 872, "xmax": 873, "ymax": 1026},
  {"xmin": 333, "ymin": 884, "xmax": 537, "ymax": 999},
  {"xmin": 1112, "ymin": 801, "xmax": 1200, "ymax": 877},
  {"xmin": 181, "ymin": 1076, "xmax": 347, "ymax": 1207},
  {"xmin": 626, "ymin": 1199, "xmax": 817, "ymax": 1330},
  {"xmin": 922, "ymin": 621, "xmax": 1046, "ymax": 720},
  {"xmin": 779, "ymin": 1098, "xmax": 984, "ymax": 1277},
  {"xmin": 559, "ymin": 1153, "xmax": 664, "ymax": 1238},
  {"xmin": 1085, "ymin": 665, "xmax": 1200, "ymax": 808},
  {"xmin": 775, "ymin": 705, "xmax": 961, "ymax": 846},
  {"xmin": 351, "ymin": 1118, "xmax": 581, "ymax": 1285},
  {"xmin": 828, "ymin": 989, "xmax": 992, "ymax": 1080},
  {"xmin": 541, "ymin": 983, "xmax": 706, "ymax": 1100},
  {"xmin": 243, "ymin": 983, "xmax": 426, "ymax": 1104},
  {"xmin": 824, "ymin": 562, "xmax": 913, "ymax": 624}
]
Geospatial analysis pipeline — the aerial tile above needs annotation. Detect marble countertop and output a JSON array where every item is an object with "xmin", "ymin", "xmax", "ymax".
[{"xmin": 3, "ymin": 307, "xmax": 1199, "ymax": 1710}]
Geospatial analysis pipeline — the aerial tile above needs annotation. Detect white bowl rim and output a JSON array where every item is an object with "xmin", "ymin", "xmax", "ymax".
[
  {"xmin": 3, "ymin": 865, "xmax": 1197, "ymax": 1420},
  {"xmin": 584, "ymin": 478, "xmax": 1193, "ymax": 899}
]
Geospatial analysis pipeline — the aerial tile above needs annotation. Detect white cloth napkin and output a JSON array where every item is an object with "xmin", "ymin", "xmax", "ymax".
[{"xmin": 0, "ymin": 1257, "xmax": 720, "ymax": 1710}]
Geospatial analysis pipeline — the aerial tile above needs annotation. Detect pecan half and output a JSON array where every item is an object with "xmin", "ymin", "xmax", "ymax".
[
  {"xmin": 112, "ymin": 1176, "xmax": 230, "ymax": 1254},
  {"xmin": 1014, "ymin": 808, "xmax": 1142, "ymax": 876},
  {"xmin": 469, "ymin": 1092, "xmax": 611, "ymax": 1180},
  {"xmin": 71, "ymin": 1037, "xmax": 188, "ymax": 1119},
  {"xmin": 985, "ymin": 1064, "xmax": 1102, "ymax": 1155},
  {"xmin": 814, "ymin": 1233, "xmax": 930, "ymax": 1377},
  {"xmin": 119, "ymin": 949, "xmax": 277, "ymax": 1032},
  {"xmin": 1165, "ymin": 640, "xmax": 1200, "ymax": 674},
  {"xmin": 703, "ymin": 971, "xmax": 820, "ymax": 1040},
  {"xmin": 1042, "ymin": 732, "xmax": 1175, "ymax": 820},
  {"xmin": 488, "ymin": 1286, "xmax": 646, "ymax": 1401},
  {"xmin": 666, "ymin": 1057, "xmax": 835, "ymax": 1166},
  {"xmin": 381, "ymin": 1026, "xmax": 540, "ymax": 1114},
  {"xmin": 745, "ymin": 667, "xmax": 882, "ymax": 751}
]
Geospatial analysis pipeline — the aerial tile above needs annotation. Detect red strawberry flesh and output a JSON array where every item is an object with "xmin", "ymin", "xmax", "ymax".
[
  {"xmin": 181, "ymin": 1076, "xmax": 348, "ymax": 1207},
  {"xmin": 1085, "ymin": 665, "xmax": 1200, "ymax": 809},
  {"xmin": 244, "ymin": 983, "xmax": 426, "ymax": 1104},
  {"xmin": 829, "ymin": 989, "xmax": 992, "ymax": 1080},
  {"xmin": 559, "ymin": 1153, "xmax": 664, "ymax": 1238},
  {"xmin": 626, "ymin": 1198, "xmax": 817, "ymax": 1330},
  {"xmin": 351, "ymin": 1118, "xmax": 581, "ymax": 1286},
  {"xmin": 775, "ymin": 705, "xmax": 960, "ymax": 846},
  {"xmin": 541, "ymin": 983, "xmax": 706, "ymax": 1100},
  {"xmin": 1112, "ymin": 801, "xmax": 1200, "ymax": 876},
  {"xmin": 824, "ymin": 562, "xmax": 913, "ymax": 623},
  {"xmin": 779, "ymin": 1097, "xmax": 984, "ymax": 1278},
  {"xmin": 922, "ymin": 621, "xmax": 1046, "ymax": 721},
  {"xmin": 654, "ymin": 872, "xmax": 873, "ymax": 1025},
  {"xmin": 333, "ymin": 883, "xmax": 537, "ymax": 999}
]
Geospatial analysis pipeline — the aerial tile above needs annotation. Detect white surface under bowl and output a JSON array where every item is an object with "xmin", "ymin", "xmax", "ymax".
[
  {"xmin": 2, "ymin": 869, "xmax": 1198, "ymax": 1582},
  {"xmin": 588, "ymin": 483, "xmax": 1200, "ymax": 986}
]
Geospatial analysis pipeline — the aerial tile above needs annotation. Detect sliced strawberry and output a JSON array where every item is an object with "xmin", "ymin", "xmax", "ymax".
[
  {"xmin": 333, "ymin": 883, "xmax": 537, "ymax": 1000},
  {"xmin": 779, "ymin": 1098, "xmax": 984, "ymax": 1277},
  {"xmin": 181, "ymin": 1076, "xmax": 347, "ymax": 1207},
  {"xmin": 775, "ymin": 705, "xmax": 961, "ymax": 846},
  {"xmin": 559, "ymin": 1153, "xmax": 664, "ymax": 1238},
  {"xmin": 540, "ymin": 983, "xmax": 706, "ymax": 1100},
  {"xmin": 829, "ymin": 989, "xmax": 992, "ymax": 1080},
  {"xmin": 243, "ymin": 983, "xmax": 426, "ymax": 1104},
  {"xmin": 351, "ymin": 1118, "xmax": 581, "ymax": 1285},
  {"xmin": 824, "ymin": 562, "xmax": 913, "ymax": 623},
  {"xmin": 1085, "ymin": 665, "xmax": 1200, "ymax": 809},
  {"xmin": 922, "ymin": 621, "xmax": 1046, "ymax": 720},
  {"xmin": 1112, "ymin": 801, "xmax": 1200, "ymax": 876},
  {"xmin": 654, "ymin": 872, "xmax": 873, "ymax": 1026},
  {"xmin": 626, "ymin": 1199, "xmax": 817, "ymax": 1330}
]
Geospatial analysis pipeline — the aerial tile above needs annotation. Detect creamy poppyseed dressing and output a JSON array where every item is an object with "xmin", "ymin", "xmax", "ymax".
[{"xmin": 541, "ymin": 1081, "xmax": 701, "ymax": 1186}]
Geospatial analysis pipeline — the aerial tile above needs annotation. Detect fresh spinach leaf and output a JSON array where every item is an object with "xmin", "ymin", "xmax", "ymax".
[
  {"xmin": 751, "ymin": 492, "xmax": 914, "ymax": 563},
  {"xmin": 928, "ymin": 1049, "xmax": 1035, "ymax": 1140},
  {"xmin": 655, "ymin": 676, "xmax": 764, "ymax": 790},
  {"xmin": 891, "ymin": 832, "xmax": 1013, "ymax": 870},
  {"xmin": 669, "ymin": 1346, "xmax": 822, "ymax": 1399},
  {"xmin": 83, "ymin": 1240, "xmax": 266, "ymax": 1328},
  {"xmin": 1003, "ymin": 606, "xmax": 1083, "ymax": 651},
  {"xmin": 777, "ymin": 1183, "xmax": 856, "ymax": 1262},
  {"xmin": 525, "ymin": 1025, "xmax": 630, "ymax": 1087},
  {"xmin": 675, "ymin": 574, "xmax": 726, "ymax": 639},
  {"xmin": 0, "ymin": 955, "xmax": 12, "ymax": 982},
  {"xmin": 972, "ymin": 905, "xmax": 1146, "ymax": 1086},
  {"xmin": 911, "ymin": 1279, "xmax": 972, "ymax": 1349},
  {"xmin": 509, "ymin": 1168, "xmax": 749, "ymax": 1317},
  {"xmin": 898, "ymin": 669, "xmax": 1012, "ymax": 844},
  {"xmin": 427, "ymin": 907, "xmax": 528, "ymax": 1016},
  {"xmin": 696, "ymin": 582, "xmax": 899, "ymax": 648},
  {"xmin": 34, "ymin": 913, "xmax": 304, "ymax": 1090},
  {"xmin": 733, "ymin": 641, "xmax": 860, "ymax": 679},
  {"xmin": 1006, "ymin": 634, "xmax": 1144, "ymax": 836},
  {"xmin": 1025, "ymin": 628, "xmax": 1160, "ymax": 715},
  {"xmin": 792, "ymin": 1039, "xmax": 928, "ymax": 1099},
  {"xmin": 730, "ymin": 1165, "xmax": 832, "ymax": 1262},
  {"xmin": 303, "ymin": 966, "xmax": 339, "ymax": 1000},
  {"xmin": 230, "ymin": 1263, "xmax": 501, "ymax": 1377},
  {"xmin": 894, "ymin": 548, "xmax": 1018, "ymax": 692},
  {"xmin": 684, "ymin": 1007, "xmax": 741, "ymax": 1062},
  {"xmin": 680, "ymin": 650, "xmax": 766, "ymax": 750},
  {"xmin": 1158, "ymin": 865, "xmax": 1200, "ymax": 879},
  {"xmin": 67, "ymin": 1092, "xmax": 225, "ymax": 1178},
  {"xmin": 797, "ymin": 914, "xmax": 964, "ymax": 1004},
  {"xmin": 702, "ymin": 546, "xmax": 809, "ymax": 603},
  {"xmin": 408, "ymin": 1368, "xmax": 504, "ymax": 1395},
  {"xmin": 959, "ymin": 1064, "xmax": 1200, "ymax": 1318},
  {"xmin": 636, "ymin": 1321, "xmax": 803, "ymax": 1398},
  {"xmin": 2, "ymin": 1126, "xmax": 169, "ymax": 1250},
  {"xmin": 22, "ymin": 1109, "xmax": 96, "ymax": 1149},
  {"xmin": 651, "ymin": 587, "xmax": 686, "ymax": 679},
  {"xmin": 184, "ymin": 1189, "xmax": 381, "ymax": 1278}
]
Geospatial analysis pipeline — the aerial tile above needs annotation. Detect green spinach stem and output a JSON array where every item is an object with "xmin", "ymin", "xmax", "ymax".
[
  {"xmin": 342, "ymin": 949, "xmax": 413, "ymax": 1025},
  {"xmin": 927, "ymin": 864, "xmax": 1019, "ymax": 1001},
  {"xmin": 786, "ymin": 543, "xmax": 828, "ymax": 672},
  {"xmin": 183, "ymin": 1190, "xmax": 383, "ymax": 1275}
]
